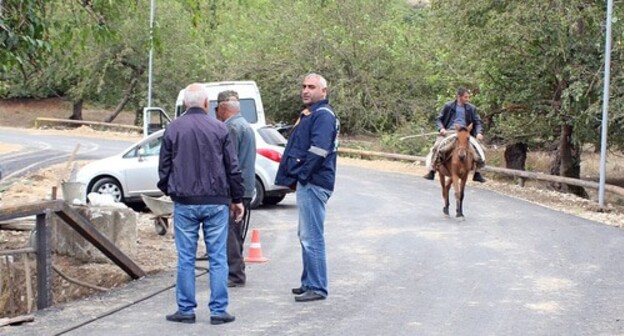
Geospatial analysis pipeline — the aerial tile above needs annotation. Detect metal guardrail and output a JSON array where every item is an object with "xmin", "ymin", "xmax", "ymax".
[{"xmin": 337, "ymin": 147, "xmax": 624, "ymax": 197}]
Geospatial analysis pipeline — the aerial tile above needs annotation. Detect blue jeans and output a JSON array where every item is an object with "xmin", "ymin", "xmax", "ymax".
[
  {"xmin": 173, "ymin": 203, "xmax": 229, "ymax": 316},
  {"xmin": 296, "ymin": 182, "xmax": 332, "ymax": 297}
]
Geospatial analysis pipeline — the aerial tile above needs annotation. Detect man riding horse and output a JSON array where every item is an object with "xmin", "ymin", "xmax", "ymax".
[{"xmin": 423, "ymin": 87, "xmax": 487, "ymax": 183}]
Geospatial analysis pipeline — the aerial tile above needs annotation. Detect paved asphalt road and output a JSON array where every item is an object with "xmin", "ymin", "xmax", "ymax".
[
  {"xmin": 2, "ymin": 161, "xmax": 623, "ymax": 335},
  {"xmin": 0, "ymin": 127, "xmax": 133, "ymax": 187}
]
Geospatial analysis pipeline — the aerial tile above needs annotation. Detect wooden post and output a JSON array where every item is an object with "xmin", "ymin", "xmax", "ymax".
[
  {"xmin": 35, "ymin": 212, "xmax": 52, "ymax": 309},
  {"xmin": 23, "ymin": 254, "xmax": 33, "ymax": 314}
]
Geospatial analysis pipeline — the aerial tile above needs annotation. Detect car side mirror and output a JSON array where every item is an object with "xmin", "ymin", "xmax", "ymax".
[{"xmin": 137, "ymin": 147, "xmax": 147, "ymax": 161}]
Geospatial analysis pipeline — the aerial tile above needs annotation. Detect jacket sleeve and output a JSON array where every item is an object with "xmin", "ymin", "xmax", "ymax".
[
  {"xmin": 227, "ymin": 124, "xmax": 241, "ymax": 154},
  {"xmin": 435, "ymin": 103, "xmax": 449, "ymax": 131},
  {"xmin": 157, "ymin": 131, "xmax": 173, "ymax": 195},
  {"xmin": 472, "ymin": 107, "xmax": 484, "ymax": 135},
  {"xmin": 222, "ymin": 132, "xmax": 244, "ymax": 203},
  {"xmin": 297, "ymin": 110, "xmax": 337, "ymax": 184}
]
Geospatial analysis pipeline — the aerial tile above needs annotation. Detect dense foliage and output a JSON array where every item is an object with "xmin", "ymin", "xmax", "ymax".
[{"xmin": 1, "ymin": 1, "xmax": 623, "ymax": 160}]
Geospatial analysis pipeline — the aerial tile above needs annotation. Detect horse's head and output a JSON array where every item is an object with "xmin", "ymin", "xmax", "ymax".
[{"xmin": 454, "ymin": 123, "xmax": 473, "ymax": 162}]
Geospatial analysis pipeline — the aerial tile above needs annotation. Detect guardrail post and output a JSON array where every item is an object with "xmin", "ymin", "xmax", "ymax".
[{"xmin": 36, "ymin": 212, "xmax": 52, "ymax": 309}]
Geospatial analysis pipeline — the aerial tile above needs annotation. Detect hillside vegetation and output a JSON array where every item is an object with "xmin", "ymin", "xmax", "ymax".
[{"xmin": 2, "ymin": 0, "xmax": 624, "ymax": 197}]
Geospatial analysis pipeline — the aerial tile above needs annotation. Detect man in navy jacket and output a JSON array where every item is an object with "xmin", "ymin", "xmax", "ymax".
[
  {"xmin": 275, "ymin": 73, "xmax": 339, "ymax": 302},
  {"xmin": 159, "ymin": 83, "xmax": 244, "ymax": 325}
]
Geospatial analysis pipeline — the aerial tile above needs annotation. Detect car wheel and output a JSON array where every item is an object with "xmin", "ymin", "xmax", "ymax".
[
  {"xmin": 263, "ymin": 194, "xmax": 286, "ymax": 205},
  {"xmin": 90, "ymin": 177, "xmax": 124, "ymax": 203},
  {"xmin": 251, "ymin": 177, "xmax": 264, "ymax": 209}
]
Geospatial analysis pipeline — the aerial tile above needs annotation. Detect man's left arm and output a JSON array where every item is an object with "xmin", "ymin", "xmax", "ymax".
[
  {"xmin": 157, "ymin": 133, "xmax": 172, "ymax": 195},
  {"xmin": 472, "ymin": 107, "xmax": 485, "ymax": 141},
  {"xmin": 223, "ymin": 133, "xmax": 245, "ymax": 203},
  {"xmin": 297, "ymin": 111, "xmax": 336, "ymax": 184}
]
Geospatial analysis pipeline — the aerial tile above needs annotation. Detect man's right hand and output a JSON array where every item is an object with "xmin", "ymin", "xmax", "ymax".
[
  {"xmin": 439, "ymin": 128, "xmax": 447, "ymax": 136},
  {"xmin": 230, "ymin": 203, "xmax": 245, "ymax": 222}
]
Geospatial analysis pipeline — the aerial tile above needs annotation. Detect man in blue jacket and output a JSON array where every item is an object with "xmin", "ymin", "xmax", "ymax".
[
  {"xmin": 275, "ymin": 73, "xmax": 339, "ymax": 302},
  {"xmin": 158, "ymin": 83, "xmax": 244, "ymax": 325}
]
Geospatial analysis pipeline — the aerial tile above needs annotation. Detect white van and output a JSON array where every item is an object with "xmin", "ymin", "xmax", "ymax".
[
  {"xmin": 144, "ymin": 81, "xmax": 266, "ymax": 135},
  {"xmin": 142, "ymin": 81, "xmax": 291, "ymax": 208}
]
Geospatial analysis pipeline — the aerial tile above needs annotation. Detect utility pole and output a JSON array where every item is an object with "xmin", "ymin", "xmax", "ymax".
[
  {"xmin": 147, "ymin": 0, "xmax": 155, "ymax": 108},
  {"xmin": 598, "ymin": 0, "xmax": 613, "ymax": 207}
]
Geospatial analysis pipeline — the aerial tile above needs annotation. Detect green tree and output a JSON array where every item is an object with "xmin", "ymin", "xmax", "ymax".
[
  {"xmin": 425, "ymin": 0, "xmax": 624, "ymax": 197},
  {"xmin": 0, "ymin": 0, "xmax": 49, "ymax": 76}
]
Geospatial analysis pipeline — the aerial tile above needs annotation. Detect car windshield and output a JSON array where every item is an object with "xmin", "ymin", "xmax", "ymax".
[{"xmin": 257, "ymin": 127, "xmax": 287, "ymax": 146}]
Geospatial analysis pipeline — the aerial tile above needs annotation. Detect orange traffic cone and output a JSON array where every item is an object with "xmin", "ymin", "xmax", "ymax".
[{"xmin": 244, "ymin": 229, "xmax": 269, "ymax": 263}]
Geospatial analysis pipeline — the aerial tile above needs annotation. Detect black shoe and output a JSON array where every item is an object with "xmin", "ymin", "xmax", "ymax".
[
  {"xmin": 294, "ymin": 291, "xmax": 326, "ymax": 302},
  {"xmin": 211, "ymin": 312, "xmax": 236, "ymax": 325},
  {"xmin": 166, "ymin": 311, "xmax": 196, "ymax": 324},
  {"xmin": 228, "ymin": 280, "xmax": 245, "ymax": 288},
  {"xmin": 423, "ymin": 170, "xmax": 435, "ymax": 180},
  {"xmin": 473, "ymin": 172, "xmax": 486, "ymax": 183},
  {"xmin": 291, "ymin": 287, "xmax": 305, "ymax": 295}
]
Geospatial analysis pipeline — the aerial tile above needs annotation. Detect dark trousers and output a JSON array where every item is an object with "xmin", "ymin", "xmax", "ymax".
[{"xmin": 227, "ymin": 198, "xmax": 251, "ymax": 284}]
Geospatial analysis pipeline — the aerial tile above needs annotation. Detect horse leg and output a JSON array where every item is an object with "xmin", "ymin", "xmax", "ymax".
[
  {"xmin": 440, "ymin": 174, "xmax": 449, "ymax": 215},
  {"xmin": 452, "ymin": 173, "xmax": 463, "ymax": 218},
  {"xmin": 444, "ymin": 178, "xmax": 453, "ymax": 216},
  {"xmin": 456, "ymin": 174, "xmax": 468, "ymax": 218}
]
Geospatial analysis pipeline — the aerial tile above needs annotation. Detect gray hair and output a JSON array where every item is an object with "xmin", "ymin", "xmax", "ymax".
[
  {"xmin": 223, "ymin": 99, "xmax": 240, "ymax": 111},
  {"xmin": 184, "ymin": 84, "xmax": 209, "ymax": 108},
  {"xmin": 305, "ymin": 73, "xmax": 327, "ymax": 89}
]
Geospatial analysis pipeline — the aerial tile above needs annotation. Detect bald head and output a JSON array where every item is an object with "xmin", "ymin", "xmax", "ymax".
[{"xmin": 184, "ymin": 83, "xmax": 209, "ymax": 111}]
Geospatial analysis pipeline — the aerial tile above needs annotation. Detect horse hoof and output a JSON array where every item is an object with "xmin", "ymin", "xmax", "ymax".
[
  {"xmin": 443, "ymin": 208, "xmax": 449, "ymax": 216},
  {"xmin": 456, "ymin": 215, "xmax": 465, "ymax": 221}
]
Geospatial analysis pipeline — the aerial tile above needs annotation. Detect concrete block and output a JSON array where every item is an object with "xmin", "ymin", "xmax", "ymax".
[{"xmin": 51, "ymin": 206, "xmax": 137, "ymax": 263}]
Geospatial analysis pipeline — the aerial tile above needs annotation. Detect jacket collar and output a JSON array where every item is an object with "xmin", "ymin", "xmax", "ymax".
[
  {"xmin": 306, "ymin": 99, "xmax": 330, "ymax": 112},
  {"xmin": 224, "ymin": 113, "xmax": 243, "ymax": 123},
  {"xmin": 452, "ymin": 100, "xmax": 472, "ymax": 111},
  {"xmin": 185, "ymin": 107, "xmax": 207, "ymax": 115}
]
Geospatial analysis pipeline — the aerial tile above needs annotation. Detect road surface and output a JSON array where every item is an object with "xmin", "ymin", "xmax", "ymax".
[
  {"xmin": 2, "ymin": 163, "xmax": 623, "ymax": 335},
  {"xmin": 0, "ymin": 127, "xmax": 134, "ymax": 188}
]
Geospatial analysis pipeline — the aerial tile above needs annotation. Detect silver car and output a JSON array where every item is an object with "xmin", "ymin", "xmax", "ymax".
[{"xmin": 76, "ymin": 126, "xmax": 291, "ymax": 209}]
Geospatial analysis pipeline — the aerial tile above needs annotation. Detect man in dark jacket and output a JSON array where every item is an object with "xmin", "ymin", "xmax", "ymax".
[
  {"xmin": 275, "ymin": 73, "xmax": 339, "ymax": 302},
  {"xmin": 159, "ymin": 83, "xmax": 244, "ymax": 325},
  {"xmin": 423, "ymin": 87, "xmax": 487, "ymax": 182},
  {"xmin": 215, "ymin": 90, "xmax": 256, "ymax": 288}
]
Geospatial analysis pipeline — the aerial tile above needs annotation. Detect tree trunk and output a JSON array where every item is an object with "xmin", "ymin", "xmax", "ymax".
[
  {"xmin": 69, "ymin": 99, "xmax": 83, "ymax": 120},
  {"xmin": 134, "ymin": 107, "xmax": 143, "ymax": 127},
  {"xmin": 504, "ymin": 142, "xmax": 528, "ymax": 186},
  {"xmin": 103, "ymin": 77, "xmax": 139, "ymax": 123},
  {"xmin": 550, "ymin": 123, "xmax": 588, "ymax": 198},
  {"xmin": 504, "ymin": 142, "xmax": 527, "ymax": 170}
]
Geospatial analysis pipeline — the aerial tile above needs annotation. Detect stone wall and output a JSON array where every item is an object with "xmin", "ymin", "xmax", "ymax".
[{"xmin": 51, "ymin": 206, "xmax": 137, "ymax": 263}]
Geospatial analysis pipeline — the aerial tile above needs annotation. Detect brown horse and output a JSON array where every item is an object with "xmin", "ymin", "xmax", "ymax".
[{"xmin": 436, "ymin": 123, "xmax": 474, "ymax": 218}]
